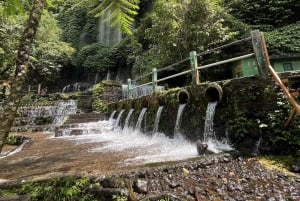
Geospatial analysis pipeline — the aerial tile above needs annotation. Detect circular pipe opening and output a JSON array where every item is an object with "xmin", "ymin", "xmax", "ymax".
[
  {"xmin": 177, "ymin": 89, "xmax": 190, "ymax": 104},
  {"xmin": 205, "ymin": 83, "xmax": 223, "ymax": 103}
]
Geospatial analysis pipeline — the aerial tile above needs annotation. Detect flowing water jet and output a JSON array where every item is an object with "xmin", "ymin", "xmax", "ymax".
[
  {"xmin": 124, "ymin": 108, "xmax": 134, "ymax": 129},
  {"xmin": 109, "ymin": 110, "xmax": 117, "ymax": 121},
  {"xmin": 152, "ymin": 106, "xmax": 164, "ymax": 134},
  {"xmin": 174, "ymin": 104, "xmax": 187, "ymax": 138},
  {"xmin": 135, "ymin": 108, "xmax": 147, "ymax": 131},
  {"xmin": 114, "ymin": 109, "xmax": 125, "ymax": 129}
]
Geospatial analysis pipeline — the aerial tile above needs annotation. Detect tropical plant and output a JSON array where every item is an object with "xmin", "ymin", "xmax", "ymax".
[
  {"xmin": 0, "ymin": 0, "xmax": 45, "ymax": 153},
  {"xmin": 132, "ymin": 0, "xmax": 240, "ymax": 80},
  {"xmin": 77, "ymin": 0, "xmax": 140, "ymax": 35},
  {"xmin": 26, "ymin": 11, "xmax": 74, "ymax": 86}
]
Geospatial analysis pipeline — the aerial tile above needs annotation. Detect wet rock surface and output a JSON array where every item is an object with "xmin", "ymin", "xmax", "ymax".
[{"xmin": 0, "ymin": 133, "xmax": 299, "ymax": 200}]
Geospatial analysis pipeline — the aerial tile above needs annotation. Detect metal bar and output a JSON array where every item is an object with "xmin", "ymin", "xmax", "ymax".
[
  {"xmin": 197, "ymin": 53, "xmax": 255, "ymax": 70},
  {"xmin": 134, "ymin": 57, "xmax": 190, "ymax": 82},
  {"xmin": 157, "ymin": 69, "xmax": 192, "ymax": 83},
  {"xmin": 131, "ymin": 81, "xmax": 153, "ymax": 90},
  {"xmin": 259, "ymin": 32, "xmax": 300, "ymax": 117},
  {"xmin": 197, "ymin": 37, "xmax": 252, "ymax": 57}
]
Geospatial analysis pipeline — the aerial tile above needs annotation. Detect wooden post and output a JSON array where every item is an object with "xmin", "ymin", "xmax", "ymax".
[
  {"xmin": 127, "ymin": 79, "xmax": 132, "ymax": 99},
  {"xmin": 251, "ymin": 30, "xmax": 269, "ymax": 78},
  {"xmin": 152, "ymin": 68, "xmax": 157, "ymax": 93},
  {"xmin": 37, "ymin": 84, "xmax": 41, "ymax": 95},
  {"xmin": 28, "ymin": 85, "xmax": 31, "ymax": 94},
  {"xmin": 190, "ymin": 51, "xmax": 200, "ymax": 85}
]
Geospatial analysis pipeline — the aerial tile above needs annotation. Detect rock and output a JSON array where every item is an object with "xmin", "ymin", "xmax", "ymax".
[
  {"xmin": 134, "ymin": 179, "xmax": 148, "ymax": 194},
  {"xmin": 291, "ymin": 163, "xmax": 300, "ymax": 173},
  {"xmin": 196, "ymin": 140, "xmax": 208, "ymax": 155}
]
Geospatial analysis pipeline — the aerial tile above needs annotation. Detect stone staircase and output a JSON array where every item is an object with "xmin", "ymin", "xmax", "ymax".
[{"xmin": 55, "ymin": 112, "xmax": 107, "ymax": 137}]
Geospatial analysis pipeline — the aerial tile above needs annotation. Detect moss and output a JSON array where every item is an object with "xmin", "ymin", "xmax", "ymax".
[
  {"xmin": 92, "ymin": 83, "xmax": 107, "ymax": 112},
  {"xmin": 258, "ymin": 155, "xmax": 300, "ymax": 176}
]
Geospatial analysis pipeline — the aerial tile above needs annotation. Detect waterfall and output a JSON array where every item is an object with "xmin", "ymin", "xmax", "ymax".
[
  {"xmin": 203, "ymin": 101, "xmax": 233, "ymax": 153},
  {"xmin": 174, "ymin": 104, "xmax": 186, "ymax": 138},
  {"xmin": 135, "ymin": 108, "xmax": 147, "ymax": 131},
  {"xmin": 114, "ymin": 109, "xmax": 125, "ymax": 128},
  {"xmin": 153, "ymin": 106, "xmax": 164, "ymax": 134},
  {"xmin": 109, "ymin": 110, "xmax": 117, "ymax": 121},
  {"xmin": 52, "ymin": 100, "xmax": 77, "ymax": 126},
  {"xmin": 124, "ymin": 109, "xmax": 134, "ymax": 129},
  {"xmin": 203, "ymin": 101, "xmax": 218, "ymax": 142}
]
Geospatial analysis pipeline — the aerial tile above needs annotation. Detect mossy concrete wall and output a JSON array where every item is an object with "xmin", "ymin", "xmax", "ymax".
[{"xmin": 107, "ymin": 75, "xmax": 300, "ymax": 155}]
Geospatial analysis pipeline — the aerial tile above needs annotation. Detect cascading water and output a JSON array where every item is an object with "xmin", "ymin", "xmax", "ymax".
[
  {"xmin": 153, "ymin": 106, "xmax": 164, "ymax": 134},
  {"xmin": 109, "ymin": 110, "xmax": 117, "ymax": 121},
  {"xmin": 114, "ymin": 109, "xmax": 125, "ymax": 129},
  {"xmin": 56, "ymin": 110, "xmax": 198, "ymax": 165},
  {"xmin": 124, "ymin": 109, "xmax": 134, "ymax": 129},
  {"xmin": 174, "ymin": 104, "xmax": 186, "ymax": 138},
  {"xmin": 135, "ymin": 108, "xmax": 147, "ymax": 131},
  {"xmin": 52, "ymin": 100, "xmax": 77, "ymax": 125},
  {"xmin": 203, "ymin": 101, "xmax": 233, "ymax": 153},
  {"xmin": 203, "ymin": 101, "xmax": 218, "ymax": 142}
]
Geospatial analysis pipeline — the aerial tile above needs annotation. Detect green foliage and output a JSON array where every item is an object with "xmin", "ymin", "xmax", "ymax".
[
  {"xmin": 228, "ymin": 112, "xmax": 255, "ymax": 143},
  {"xmin": 92, "ymin": 82, "xmax": 107, "ymax": 112},
  {"xmin": 265, "ymin": 22, "xmax": 300, "ymax": 54},
  {"xmin": 57, "ymin": 5, "xmax": 98, "ymax": 50},
  {"xmin": 27, "ymin": 11, "xmax": 74, "ymax": 86},
  {"xmin": 225, "ymin": 0, "xmax": 300, "ymax": 30},
  {"xmin": 5, "ymin": 135, "xmax": 18, "ymax": 145},
  {"xmin": 78, "ymin": 0, "xmax": 140, "ymax": 35},
  {"xmin": 0, "ymin": 4, "xmax": 23, "ymax": 78},
  {"xmin": 112, "ymin": 193, "xmax": 127, "ymax": 201},
  {"xmin": 18, "ymin": 177, "xmax": 97, "ymax": 201},
  {"xmin": 76, "ymin": 43, "xmax": 112, "ymax": 75},
  {"xmin": 260, "ymin": 92, "xmax": 300, "ymax": 150},
  {"xmin": 133, "ymin": 0, "xmax": 240, "ymax": 79}
]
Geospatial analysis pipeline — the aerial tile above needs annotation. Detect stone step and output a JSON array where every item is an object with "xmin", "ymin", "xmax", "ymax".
[
  {"xmin": 64, "ymin": 113, "xmax": 106, "ymax": 124},
  {"xmin": 0, "ymin": 195, "xmax": 31, "ymax": 201}
]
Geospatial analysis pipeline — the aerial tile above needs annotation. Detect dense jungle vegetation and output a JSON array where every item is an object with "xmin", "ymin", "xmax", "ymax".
[
  {"xmin": 1, "ymin": 0, "xmax": 299, "ymax": 89},
  {"xmin": 0, "ymin": 0, "xmax": 300, "ymax": 152}
]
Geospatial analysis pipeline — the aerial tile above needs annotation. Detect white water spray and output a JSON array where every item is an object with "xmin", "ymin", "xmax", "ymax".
[
  {"xmin": 153, "ymin": 106, "xmax": 164, "ymax": 134},
  {"xmin": 174, "ymin": 104, "xmax": 186, "ymax": 138},
  {"xmin": 135, "ymin": 108, "xmax": 147, "ymax": 131},
  {"xmin": 124, "ymin": 109, "xmax": 134, "ymax": 129},
  {"xmin": 203, "ymin": 102, "xmax": 233, "ymax": 153}
]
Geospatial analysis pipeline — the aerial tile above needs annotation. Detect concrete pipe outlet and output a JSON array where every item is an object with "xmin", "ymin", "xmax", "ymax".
[
  {"xmin": 177, "ymin": 89, "xmax": 191, "ymax": 104},
  {"xmin": 205, "ymin": 82, "xmax": 223, "ymax": 103}
]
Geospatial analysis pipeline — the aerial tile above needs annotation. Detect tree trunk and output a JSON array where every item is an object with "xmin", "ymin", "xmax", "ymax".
[{"xmin": 0, "ymin": 0, "xmax": 45, "ymax": 152}]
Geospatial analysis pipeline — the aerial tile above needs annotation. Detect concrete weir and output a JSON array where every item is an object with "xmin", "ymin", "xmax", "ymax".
[{"xmin": 108, "ymin": 74, "xmax": 299, "ymax": 155}]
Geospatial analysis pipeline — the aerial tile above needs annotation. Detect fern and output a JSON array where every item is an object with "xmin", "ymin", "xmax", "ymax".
[{"xmin": 79, "ymin": 0, "xmax": 140, "ymax": 35}]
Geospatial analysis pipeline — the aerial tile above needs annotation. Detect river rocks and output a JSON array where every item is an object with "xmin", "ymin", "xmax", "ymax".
[{"xmin": 87, "ymin": 153, "xmax": 300, "ymax": 201}]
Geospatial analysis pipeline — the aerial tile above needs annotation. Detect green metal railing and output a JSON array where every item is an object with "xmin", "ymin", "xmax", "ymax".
[{"xmin": 126, "ymin": 30, "xmax": 268, "ymax": 99}]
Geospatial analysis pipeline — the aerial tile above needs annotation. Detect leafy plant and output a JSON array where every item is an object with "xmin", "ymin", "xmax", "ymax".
[
  {"xmin": 112, "ymin": 193, "xmax": 127, "ymax": 201},
  {"xmin": 18, "ymin": 177, "xmax": 96, "ymax": 201}
]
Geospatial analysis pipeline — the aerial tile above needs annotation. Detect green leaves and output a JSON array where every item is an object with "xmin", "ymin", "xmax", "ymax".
[
  {"xmin": 265, "ymin": 22, "xmax": 300, "ymax": 54},
  {"xmin": 78, "ymin": 0, "xmax": 140, "ymax": 35}
]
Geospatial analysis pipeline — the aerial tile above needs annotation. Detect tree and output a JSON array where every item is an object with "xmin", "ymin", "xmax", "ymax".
[{"xmin": 0, "ymin": 0, "xmax": 45, "ymax": 152}]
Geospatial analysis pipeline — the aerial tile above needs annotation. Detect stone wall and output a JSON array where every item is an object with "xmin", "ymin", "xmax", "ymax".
[{"xmin": 107, "ymin": 75, "xmax": 300, "ymax": 155}]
